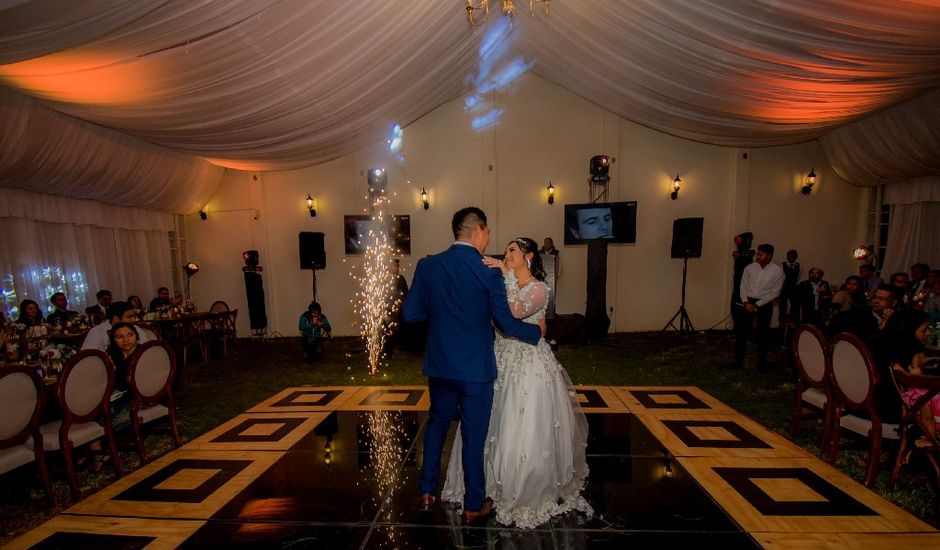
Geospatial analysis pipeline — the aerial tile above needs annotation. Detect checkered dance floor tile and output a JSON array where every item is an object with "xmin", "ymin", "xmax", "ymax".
[{"xmin": 6, "ymin": 386, "xmax": 937, "ymax": 549}]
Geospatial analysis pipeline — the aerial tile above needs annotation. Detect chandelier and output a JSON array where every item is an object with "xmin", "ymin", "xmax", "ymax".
[{"xmin": 466, "ymin": 0, "xmax": 551, "ymax": 26}]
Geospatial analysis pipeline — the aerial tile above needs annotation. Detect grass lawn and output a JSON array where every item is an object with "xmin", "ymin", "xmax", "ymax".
[{"xmin": 1, "ymin": 331, "xmax": 935, "ymax": 541}]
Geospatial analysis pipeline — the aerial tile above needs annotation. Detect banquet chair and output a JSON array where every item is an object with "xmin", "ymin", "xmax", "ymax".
[
  {"xmin": 789, "ymin": 324, "xmax": 834, "ymax": 451},
  {"xmin": 0, "ymin": 366, "xmax": 55, "ymax": 504},
  {"xmin": 828, "ymin": 332, "xmax": 900, "ymax": 487},
  {"xmin": 209, "ymin": 301, "xmax": 229, "ymax": 313},
  {"xmin": 127, "ymin": 341, "xmax": 181, "ymax": 463},
  {"xmin": 221, "ymin": 309, "xmax": 238, "ymax": 356},
  {"xmin": 39, "ymin": 349, "xmax": 123, "ymax": 499},
  {"xmin": 887, "ymin": 370, "xmax": 940, "ymax": 516}
]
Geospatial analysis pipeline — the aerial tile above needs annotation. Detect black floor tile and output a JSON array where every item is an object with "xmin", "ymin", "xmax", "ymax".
[
  {"xmin": 181, "ymin": 521, "xmax": 370, "ymax": 549},
  {"xmin": 365, "ymin": 525, "xmax": 556, "ymax": 550},
  {"xmin": 551, "ymin": 529, "xmax": 759, "ymax": 549},
  {"xmin": 585, "ymin": 414, "xmax": 663, "ymax": 457}
]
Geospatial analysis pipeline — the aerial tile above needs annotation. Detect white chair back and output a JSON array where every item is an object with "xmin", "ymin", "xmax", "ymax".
[
  {"xmin": 796, "ymin": 329, "xmax": 826, "ymax": 383},
  {"xmin": 64, "ymin": 355, "xmax": 110, "ymax": 417},
  {"xmin": 134, "ymin": 344, "xmax": 172, "ymax": 398},
  {"xmin": 0, "ymin": 371, "xmax": 38, "ymax": 442},
  {"xmin": 832, "ymin": 338, "xmax": 872, "ymax": 405}
]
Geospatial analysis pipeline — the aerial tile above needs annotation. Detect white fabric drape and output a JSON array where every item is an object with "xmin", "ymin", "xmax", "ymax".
[
  {"xmin": 883, "ymin": 176, "xmax": 940, "ymax": 206},
  {"xmin": 882, "ymin": 202, "xmax": 940, "ymax": 278},
  {"xmin": 0, "ymin": 87, "xmax": 224, "ymax": 214},
  {"xmin": 0, "ymin": 189, "xmax": 172, "ymax": 318},
  {"xmin": 1, "ymin": 0, "xmax": 939, "ymax": 181}
]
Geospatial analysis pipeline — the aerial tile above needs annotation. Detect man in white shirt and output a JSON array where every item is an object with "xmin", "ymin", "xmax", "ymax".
[
  {"xmin": 81, "ymin": 301, "xmax": 155, "ymax": 351},
  {"xmin": 733, "ymin": 243, "xmax": 784, "ymax": 370}
]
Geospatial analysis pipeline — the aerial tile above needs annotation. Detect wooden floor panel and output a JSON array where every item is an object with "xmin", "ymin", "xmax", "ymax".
[
  {"xmin": 612, "ymin": 386, "xmax": 736, "ymax": 415},
  {"xmin": 246, "ymin": 386, "xmax": 360, "ymax": 413},
  {"xmin": 678, "ymin": 455, "xmax": 935, "ymax": 534},
  {"xmin": 756, "ymin": 532, "xmax": 940, "ymax": 549},
  {"xmin": 341, "ymin": 385, "xmax": 430, "ymax": 411},
  {"xmin": 183, "ymin": 412, "xmax": 329, "ymax": 451},
  {"xmin": 571, "ymin": 385, "xmax": 631, "ymax": 413},
  {"xmin": 4, "ymin": 516, "xmax": 204, "ymax": 550}
]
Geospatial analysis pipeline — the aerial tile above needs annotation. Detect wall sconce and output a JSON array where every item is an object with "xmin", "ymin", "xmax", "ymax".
[
  {"xmin": 305, "ymin": 194, "xmax": 317, "ymax": 217},
  {"xmin": 420, "ymin": 187, "xmax": 430, "ymax": 210},
  {"xmin": 546, "ymin": 181, "xmax": 555, "ymax": 205},
  {"xmin": 198, "ymin": 209, "xmax": 208, "ymax": 220},
  {"xmin": 671, "ymin": 175, "xmax": 681, "ymax": 200},
  {"xmin": 801, "ymin": 168, "xmax": 816, "ymax": 195},
  {"xmin": 664, "ymin": 460, "xmax": 674, "ymax": 478}
]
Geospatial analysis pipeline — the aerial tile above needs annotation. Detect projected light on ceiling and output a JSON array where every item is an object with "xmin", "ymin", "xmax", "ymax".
[
  {"xmin": 387, "ymin": 123, "xmax": 404, "ymax": 162},
  {"xmin": 465, "ymin": 17, "xmax": 534, "ymax": 132}
]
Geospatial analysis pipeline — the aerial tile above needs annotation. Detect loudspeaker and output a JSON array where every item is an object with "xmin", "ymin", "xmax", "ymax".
[
  {"xmin": 299, "ymin": 232, "xmax": 326, "ymax": 269},
  {"xmin": 670, "ymin": 218, "xmax": 704, "ymax": 258}
]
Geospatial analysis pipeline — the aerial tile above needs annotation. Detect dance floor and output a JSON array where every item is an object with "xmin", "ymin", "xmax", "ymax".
[{"xmin": 7, "ymin": 385, "xmax": 940, "ymax": 549}]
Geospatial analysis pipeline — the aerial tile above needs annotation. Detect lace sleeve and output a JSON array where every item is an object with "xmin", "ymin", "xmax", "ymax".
[{"xmin": 506, "ymin": 278, "xmax": 549, "ymax": 319}]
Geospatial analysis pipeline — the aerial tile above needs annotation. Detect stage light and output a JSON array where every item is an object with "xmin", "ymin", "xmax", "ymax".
[
  {"xmin": 671, "ymin": 175, "xmax": 681, "ymax": 200},
  {"xmin": 183, "ymin": 262, "xmax": 200, "ymax": 276},
  {"xmin": 368, "ymin": 168, "xmax": 388, "ymax": 189},
  {"xmin": 198, "ymin": 209, "xmax": 207, "ymax": 220},
  {"xmin": 305, "ymin": 194, "xmax": 317, "ymax": 217},
  {"xmin": 420, "ymin": 187, "xmax": 430, "ymax": 210},
  {"xmin": 546, "ymin": 181, "xmax": 555, "ymax": 205},
  {"xmin": 853, "ymin": 244, "xmax": 873, "ymax": 260},
  {"xmin": 589, "ymin": 155, "xmax": 610, "ymax": 180},
  {"xmin": 801, "ymin": 168, "xmax": 816, "ymax": 195}
]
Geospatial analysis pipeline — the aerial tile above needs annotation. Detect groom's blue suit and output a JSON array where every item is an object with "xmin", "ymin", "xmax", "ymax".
[{"xmin": 403, "ymin": 242, "xmax": 541, "ymax": 511}]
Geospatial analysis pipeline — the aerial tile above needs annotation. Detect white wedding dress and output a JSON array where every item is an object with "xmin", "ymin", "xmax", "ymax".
[{"xmin": 441, "ymin": 272, "xmax": 593, "ymax": 528}]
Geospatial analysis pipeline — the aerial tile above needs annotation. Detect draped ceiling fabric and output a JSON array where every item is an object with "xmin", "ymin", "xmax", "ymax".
[{"xmin": 2, "ymin": 0, "xmax": 940, "ymax": 213}]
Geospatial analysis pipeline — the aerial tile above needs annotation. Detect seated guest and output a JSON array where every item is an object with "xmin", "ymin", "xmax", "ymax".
[
  {"xmin": 830, "ymin": 275, "xmax": 865, "ymax": 314},
  {"xmin": 148, "ymin": 287, "xmax": 183, "ymax": 312},
  {"xmin": 16, "ymin": 299, "xmax": 44, "ymax": 327},
  {"xmin": 127, "ymin": 295, "xmax": 145, "ymax": 317},
  {"xmin": 828, "ymin": 284, "xmax": 901, "ymax": 345},
  {"xmin": 909, "ymin": 263, "xmax": 930, "ymax": 303},
  {"xmin": 793, "ymin": 267, "xmax": 832, "ymax": 328},
  {"xmin": 81, "ymin": 301, "xmax": 155, "ymax": 351},
  {"xmin": 104, "ymin": 322, "xmax": 138, "ymax": 430},
  {"xmin": 859, "ymin": 263, "xmax": 883, "ymax": 298},
  {"xmin": 889, "ymin": 272, "xmax": 911, "ymax": 306},
  {"xmin": 299, "ymin": 301, "xmax": 331, "ymax": 362},
  {"xmin": 920, "ymin": 269, "xmax": 940, "ymax": 313},
  {"xmin": 85, "ymin": 289, "xmax": 113, "ymax": 325},
  {"xmin": 888, "ymin": 309, "xmax": 936, "ymax": 435},
  {"xmin": 46, "ymin": 292, "xmax": 78, "ymax": 326}
]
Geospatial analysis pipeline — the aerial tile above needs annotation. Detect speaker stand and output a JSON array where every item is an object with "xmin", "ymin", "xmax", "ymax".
[
  {"xmin": 662, "ymin": 256, "xmax": 695, "ymax": 334},
  {"xmin": 311, "ymin": 268, "xmax": 318, "ymax": 302}
]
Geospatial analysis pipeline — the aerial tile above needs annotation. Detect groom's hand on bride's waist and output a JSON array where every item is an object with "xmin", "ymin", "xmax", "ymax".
[{"xmin": 539, "ymin": 318, "xmax": 546, "ymax": 337}]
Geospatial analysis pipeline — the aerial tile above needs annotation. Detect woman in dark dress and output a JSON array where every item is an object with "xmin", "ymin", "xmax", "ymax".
[{"xmin": 16, "ymin": 299, "xmax": 44, "ymax": 327}]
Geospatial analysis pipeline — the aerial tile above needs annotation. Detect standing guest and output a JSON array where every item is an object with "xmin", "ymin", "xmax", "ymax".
[
  {"xmin": 16, "ymin": 299, "xmax": 44, "ymax": 327},
  {"xmin": 859, "ymin": 263, "xmax": 883, "ymax": 298},
  {"xmin": 909, "ymin": 263, "xmax": 930, "ymax": 303},
  {"xmin": 779, "ymin": 249, "xmax": 801, "ymax": 344},
  {"xmin": 889, "ymin": 272, "xmax": 911, "ymax": 305},
  {"xmin": 127, "ymin": 295, "xmax": 145, "ymax": 317},
  {"xmin": 81, "ymin": 301, "xmax": 155, "ymax": 351},
  {"xmin": 734, "ymin": 243, "xmax": 784, "ymax": 370},
  {"xmin": 85, "ymin": 290, "xmax": 113, "ymax": 325},
  {"xmin": 730, "ymin": 233, "xmax": 755, "ymax": 355},
  {"xmin": 830, "ymin": 275, "xmax": 866, "ymax": 314},
  {"xmin": 46, "ymin": 292, "xmax": 78, "ymax": 326},
  {"xmin": 299, "ymin": 301, "xmax": 331, "ymax": 362},
  {"xmin": 540, "ymin": 237, "xmax": 561, "ymax": 321},
  {"xmin": 793, "ymin": 267, "xmax": 832, "ymax": 328}
]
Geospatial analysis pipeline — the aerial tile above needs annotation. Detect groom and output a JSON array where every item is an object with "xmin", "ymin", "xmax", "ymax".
[{"xmin": 403, "ymin": 207, "xmax": 544, "ymax": 523}]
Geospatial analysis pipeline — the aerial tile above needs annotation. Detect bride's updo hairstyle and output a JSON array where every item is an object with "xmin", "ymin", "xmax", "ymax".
[{"xmin": 512, "ymin": 237, "xmax": 546, "ymax": 282}]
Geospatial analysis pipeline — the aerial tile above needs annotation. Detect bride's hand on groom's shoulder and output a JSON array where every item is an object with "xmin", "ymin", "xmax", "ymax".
[{"xmin": 482, "ymin": 256, "xmax": 508, "ymax": 274}]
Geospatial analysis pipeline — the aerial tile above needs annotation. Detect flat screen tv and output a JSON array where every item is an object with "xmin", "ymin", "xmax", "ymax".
[
  {"xmin": 563, "ymin": 202, "xmax": 637, "ymax": 245},
  {"xmin": 344, "ymin": 214, "xmax": 411, "ymax": 255}
]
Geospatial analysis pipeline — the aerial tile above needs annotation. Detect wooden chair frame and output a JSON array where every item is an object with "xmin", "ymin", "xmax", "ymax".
[
  {"xmin": 56, "ymin": 349, "xmax": 123, "ymax": 498},
  {"xmin": 0, "ymin": 366, "xmax": 55, "ymax": 503},
  {"xmin": 126, "ymin": 340, "xmax": 181, "ymax": 463},
  {"xmin": 789, "ymin": 324, "xmax": 834, "ymax": 451},
  {"xmin": 827, "ymin": 332, "xmax": 888, "ymax": 487}
]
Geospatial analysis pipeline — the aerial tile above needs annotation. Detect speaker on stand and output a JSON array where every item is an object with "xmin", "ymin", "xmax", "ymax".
[
  {"xmin": 662, "ymin": 217, "xmax": 703, "ymax": 335},
  {"xmin": 299, "ymin": 232, "xmax": 326, "ymax": 301}
]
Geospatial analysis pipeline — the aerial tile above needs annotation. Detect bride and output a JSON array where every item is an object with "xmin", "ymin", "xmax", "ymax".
[{"xmin": 441, "ymin": 237, "xmax": 593, "ymax": 528}]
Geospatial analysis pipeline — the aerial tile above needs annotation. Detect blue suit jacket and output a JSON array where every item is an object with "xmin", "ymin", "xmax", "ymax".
[{"xmin": 402, "ymin": 243, "xmax": 542, "ymax": 383}]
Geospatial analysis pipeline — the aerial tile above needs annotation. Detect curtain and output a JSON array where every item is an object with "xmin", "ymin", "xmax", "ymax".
[
  {"xmin": 881, "ymin": 177, "xmax": 940, "ymax": 276},
  {"xmin": 1, "ymin": 0, "xmax": 938, "ymax": 176},
  {"xmin": 0, "ymin": 189, "xmax": 173, "ymax": 319}
]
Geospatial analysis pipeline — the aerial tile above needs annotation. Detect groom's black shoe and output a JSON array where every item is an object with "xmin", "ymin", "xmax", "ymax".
[
  {"xmin": 418, "ymin": 493, "xmax": 436, "ymax": 511},
  {"xmin": 461, "ymin": 497, "xmax": 493, "ymax": 525}
]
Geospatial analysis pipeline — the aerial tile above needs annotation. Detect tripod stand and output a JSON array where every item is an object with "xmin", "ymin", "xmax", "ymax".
[{"xmin": 662, "ymin": 256, "xmax": 695, "ymax": 334}]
